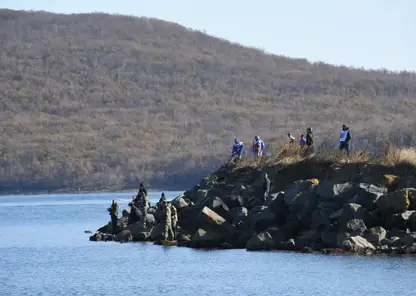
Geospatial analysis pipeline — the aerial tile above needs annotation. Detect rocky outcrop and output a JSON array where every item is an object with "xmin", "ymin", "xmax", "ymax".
[{"xmin": 90, "ymin": 159, "xmax": 416, "ymax": 255}]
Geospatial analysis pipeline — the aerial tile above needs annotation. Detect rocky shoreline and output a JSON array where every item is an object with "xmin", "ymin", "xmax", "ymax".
[{"xmin": 90, "ymin": 156, "xmax": 416, "ymax": 256}]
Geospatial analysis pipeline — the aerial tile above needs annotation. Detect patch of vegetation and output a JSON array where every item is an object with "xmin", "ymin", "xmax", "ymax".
[{"xmin": 0, "ymin": 9, "xmax": 415, "ymax": 194}]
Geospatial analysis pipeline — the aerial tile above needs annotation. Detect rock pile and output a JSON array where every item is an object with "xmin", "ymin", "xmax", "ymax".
[{"xmin": 90, "ymin": 161, "xmax": 416, "ymax": 255}]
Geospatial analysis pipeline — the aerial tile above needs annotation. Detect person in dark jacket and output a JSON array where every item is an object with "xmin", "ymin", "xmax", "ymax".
[
  {"xmin": 339, "ymin": 124, "xmax": 352, "ymax": 156},
  {"xmin": 306, "ymin": 127, "xmax": 314, "ymax": 148},
  {"xmin": 107, "ymin": 200, "xmax": 119, "ymax": 234}
]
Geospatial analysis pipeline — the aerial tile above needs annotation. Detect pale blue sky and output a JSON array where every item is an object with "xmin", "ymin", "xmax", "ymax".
[{"xmin": 2, "ymin": 0, "xmax": 415, "ymax": 71}]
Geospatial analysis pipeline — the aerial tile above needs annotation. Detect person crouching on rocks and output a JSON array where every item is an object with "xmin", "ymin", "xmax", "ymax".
[
  {"xmin": 107, "ymin": 200, "xmax": 119, "ymax": 234},
  {"xmin": 163, "ymin": 201, "xmax": 174, "ymax": 241}
]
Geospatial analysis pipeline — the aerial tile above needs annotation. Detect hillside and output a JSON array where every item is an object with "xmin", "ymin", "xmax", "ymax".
[{"xmin": 0, "ymin": 9, "xmax": 416, "ymax": 194}]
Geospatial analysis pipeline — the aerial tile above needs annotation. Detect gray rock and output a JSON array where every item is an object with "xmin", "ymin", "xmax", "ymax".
[
  {"xmin": 205, "ymin": 196, "xmax": 230, "ymax": 221},
  {"xmin": 188, "ymin": 228, "xmax": 224, "ymax": 248},
  {"xmin": 195, "ymin": 206, "xmax": 236, "ymax": 237},
  {"xmin": 363, "ymin": 226, "xmax": 386, "ymax": 245},
  {"xmin": 248, "ymin": 206, "xmax": 276, "ymax": 231},
  {"xmin": 409, "ymin": 212, "xmax": 416, "ymax": 231},
  {"xmin": 338, "ymin": 203, "xmax": 366, "ymax": 225},
  {"xmin": 350, "ymin": 183, "xmax": 387, "ymax": 210},
  {"xmin": 386, "ymin": 210, "xmax": 416, "ymax": 230},
  {"xmin": 114, "ymin": 230, "xmax": 133, "ymax": 243},
  {"xmin": 342, "ymin": 235, "xmax": 375, "ymax": 252},
  {"xmin": 246, "ymin": 231, "xmax": 275, "ymax": 250},
  {"xmin": 317, "ymin": 181, "xmax": 355, "ymax": 200},
  {"xmin": 284, "ymin": 180, "xmax": 316, "ymax": 206},
  {"xmin": 340, "ymin": 219, "xmax": 367, "ymax": 236},
  {"xmin": 376, "ymin": 189, "xmax": 410, "ymax": 214},
  {"xmin": 226, "ymin": 195, "xmax": 245, "ymax": 209}
]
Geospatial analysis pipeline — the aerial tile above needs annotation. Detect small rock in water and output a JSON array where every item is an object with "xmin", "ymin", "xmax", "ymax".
[{"xmin": 84, "ymin": 230, "xmax": 92, "ymax": 234}]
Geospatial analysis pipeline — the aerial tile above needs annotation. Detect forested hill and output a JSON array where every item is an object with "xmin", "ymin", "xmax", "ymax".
[{"xmin": 0, "ymin": 9, "xmax": 416, "ymax": 194}]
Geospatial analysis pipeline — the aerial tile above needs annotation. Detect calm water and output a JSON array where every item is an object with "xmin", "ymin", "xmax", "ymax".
[{"xmin": 1, "ymin": 191, "xmax": 416, "ymax": 296}]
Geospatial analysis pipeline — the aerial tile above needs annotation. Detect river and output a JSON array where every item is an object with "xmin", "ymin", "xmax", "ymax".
[{"xmin": 1, "ymin": 191, "xmax": 415, "ymax": 296}]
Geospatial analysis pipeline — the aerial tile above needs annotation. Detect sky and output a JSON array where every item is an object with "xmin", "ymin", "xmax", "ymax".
[{"xmin": 2, "ymin": 0, "xmax": 415, "ymax": 71}]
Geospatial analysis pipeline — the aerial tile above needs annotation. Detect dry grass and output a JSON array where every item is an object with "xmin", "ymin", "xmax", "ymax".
[
  {"xmin": 382, "ymin": 146, "xmax": 416, "ymax": 167},
  {"xmin": 1, "ymin": 9, "xmax": 416, "ymax": 193}
]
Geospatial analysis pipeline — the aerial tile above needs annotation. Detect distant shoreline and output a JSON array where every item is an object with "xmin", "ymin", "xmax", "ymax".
[{"xmin": 0, "ymin": 187, "xmax": 186, "ymax": 197}]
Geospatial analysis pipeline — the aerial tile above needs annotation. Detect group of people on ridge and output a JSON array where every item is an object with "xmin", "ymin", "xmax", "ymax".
[
  {"xmin": 231, "ymin": 124, "xmax": 352, "ymax": 159},
  {"xmin": 107, "ymin": 184, "xmax": 178, "ymax": 241},
  {"xmin": 231, "ymin": 136, "xmax": 265, "ymax": 160}
]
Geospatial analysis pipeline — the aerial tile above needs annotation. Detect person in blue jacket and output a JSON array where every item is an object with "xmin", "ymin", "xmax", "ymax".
[{"xmin": 231, "ymin": 139, "xmax": 244, "ymax": 160}]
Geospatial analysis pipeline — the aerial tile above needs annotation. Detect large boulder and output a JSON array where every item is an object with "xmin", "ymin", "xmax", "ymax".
[
  {"xmin": 317, "ymin": 181, "xmax": 356, "ymax": 201},
  {"xmin": 283, "ymin": 179, "xmax": 318, "ymax": 206},
  {"xmin": 248, "ymin": 206, "xmax": 276, "ymax": 232},
  {"xmin": 205, "ymin": 196, "xmax": 231, "ymax": 221},
  {"xmin": 409, "ymin": 212, "xmax": 416, "ymax": 231},
  {"xmin": 188, "ymin": 228, "xmax": 224, "ymax": 248},
  {"xmin": 408, "ymin": 188, "xmax": 416, "ymax": 210},
  {"xmin": 376, "ymin": 189, "xmax": 410, "ymax": 214},
  {"xmin": 386, "ymin": 211, "xmax": 416, "ymax": 230},
  {"xmin": 349, "ymin": 183, "xmax": 387, "ymax": 210},
  {"xmin": 150, "ymin": 222, "xmax": 165, "ymax": 241},
  {"xmin": 195, "ymin": 206, "xmax": 237, "ymax": 237},
  {"xmin": 122, "ymin": 208, "xmax": 130, "ymax": 217},
  {"xmin": 124, "ymin": 222, "xmax": 150, "ymax": 241},
  {"xmin": 246, "ymin": 231, "xmax": 275, "ymax": 251},
  {"xmin": 226, "ymin": 195, "xmax": 245, "ymax": 209},
  {"xmin": 311, "ymin": 201, "xmax": 342, "ymax": 229},
  {"xmin": 267, "ymin": 192, "xmax": 288, "ymax": 225},
  {"xmin": 114, "ymin": 230, "xmax": 133, "ymax": 243},
  {"xmin": 89, "ymin": 232, "xmax": 113, "ymax": 242},
  {"xmin": 294, "ymin": 229, "xmax": 320, "ymax": 249},
  {"xmin": 339, "ymin": 219, "xmax": 367, "ymax": 236},
  {"xmin": 172, "ymin": 195, "xmax": 192, "ymax": 210},
  {"xmin": 338, "ymin": 203, "xmax": 366, "ymax": 225},
  {"xmin": 341, "ymin": 235, "xmax": 375, "ymax": 252},
  {"xmin": 195, "ymin": 189, "xmax": 208, "ymax": 204},
  {"xmin": 363, "ymin": 226, "xmax": 386, "ymax": 246},
  {"xmin": 229, "ymin": 207, "xmax": 248, "ymax": 226}
]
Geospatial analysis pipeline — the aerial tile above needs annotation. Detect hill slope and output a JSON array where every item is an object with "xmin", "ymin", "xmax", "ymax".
[{"xmin": 0, "ymin": 9, "xmax": 416, "ymax": 193}]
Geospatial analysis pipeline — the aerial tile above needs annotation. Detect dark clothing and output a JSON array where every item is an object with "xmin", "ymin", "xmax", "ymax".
[
  {"xmin": 137, "ymin": 186, "xmax": 147, "ymax": 199},
  {"xmin": 107, "ymin": 202, "xmax": 119, "ymax": 234},
  {"xmin": 306, "ymin": 132, "xmax": 313, "ymax": 147},
  {"xmin": 110, "ymin": 214, "xmax": 118, "ymax": 234},
  {"xmin": 339, "ymin": 141, "xmax": 349, "ymax": 152}
]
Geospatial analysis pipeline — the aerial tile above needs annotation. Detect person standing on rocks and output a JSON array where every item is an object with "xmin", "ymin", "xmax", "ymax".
[
  {"xmin": 163, "ymin": 201, "xmax": 174, "ymax": 241},
  {"xmin": 155, "ymin": 192, "xmax": 167, "ymax": 222},
  {"xmin": 306, "ymin": 127, "xmax": 314, "ymax": 150},
  {"xmin": 288, "ymin": 133, "xmax": 296, "ymax": 145},
  {"xmin": 136, "ymin": 183, "xmax": 147, "ymax": 199},
  {"xmin": 339, "ymin": 124, "xmax": 351, "ymax": 156},
  {"xmin": 171, "ymin": 203, "xmax": 178, "ymax": 239},
  {"xmin": 299, "ymin": 134, "xmax": 306, "ymax": 148},
  {"xmin": 231, "ymin": 138, "xmax": 244, "ymax": 160},
  {"xmin": 138, "ymin": 193, "xmax": 150, "ymax": 228},
  {"xmin": 107, "ymin": 200, "xmax": 119, "ymax": 234},
  {"xmin": 252, "ymin": 136, "xmax": 265, "ymax": 157}
]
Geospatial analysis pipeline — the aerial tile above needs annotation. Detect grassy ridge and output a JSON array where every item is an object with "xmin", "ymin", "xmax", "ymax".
[{"xmin": 0, "ymin": 9, "xmax": 416, "ymax": 193}]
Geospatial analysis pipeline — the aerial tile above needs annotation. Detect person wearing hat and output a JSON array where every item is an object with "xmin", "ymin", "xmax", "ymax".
[
  {"xmin": 339, "ymin": 124, "xmax": 351, "ymax": 155},
  {"xmin": 107, "ymin": 200, "xmax": 119, "ymax": 234}
]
